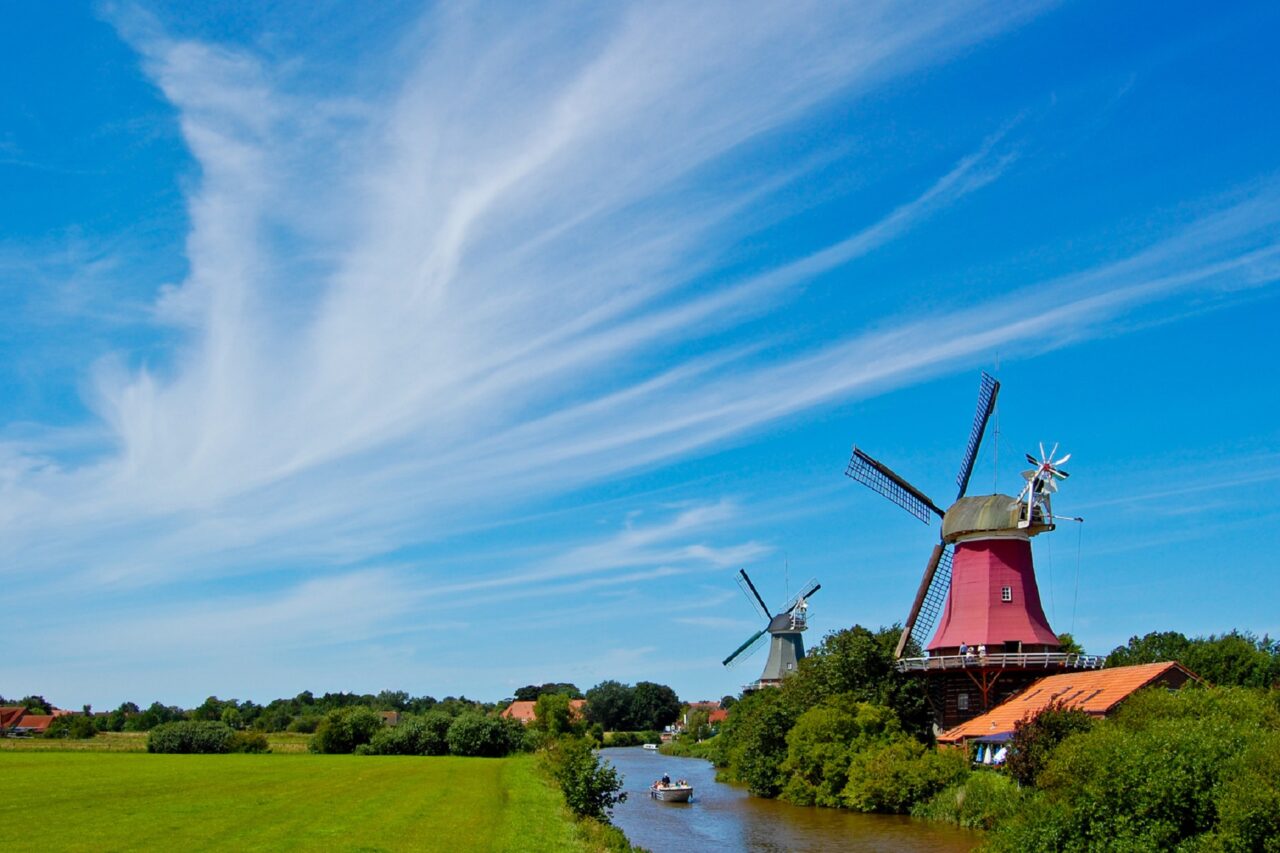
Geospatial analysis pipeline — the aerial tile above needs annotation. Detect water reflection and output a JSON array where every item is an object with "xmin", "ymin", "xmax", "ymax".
[{"xmin": 601, "ymin": 747, "xmax": 979, "ymax": 853}]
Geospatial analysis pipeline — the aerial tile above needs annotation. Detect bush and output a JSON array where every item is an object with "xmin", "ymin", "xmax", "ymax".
[
  {"xmin": 988, "ymin": 687, "xmax": 1280, "ymax": 851},
  {"xmin": 309, "ymin": 707, "xmax": 384, "ymax": 754},
  {"xmin": 363, "ymin": 712, "xmax": 453, "ymax": 756},
  {"xmin": 231, "ymin": 730, "xmax": 270, "ymax": 753},
  {"xmin": 147, "ymin": 721, "xmax": 235, "ymax": 754},
  {"xmin": 912, "ymin": 770, "xmax": 1024, "ymax": 830},
  {"xmin": 842, "ymin": 737, "xmax": 968, "ymax": 814},
  {"xmin": 445, "ymin": 713, "xmax": 522, "ymax": 757},
  {"xmin": 45, "ymin": 714, "xmax": 98, "ymax": 740},
  {"xmin": 720, "ymin": 688, "xmax": 797, "ymax": 798},
  {"xmin": 1005, "ymin": 700, "xmax": 1096, "ymax": 788},
  {"xmin": 547, "ymin": 736, "xmax": 626, "ymax": 821},
  {"xmin": 601, "ymin": 730, "xmax": 661, "ymax": 748},
  {"xmin": 780, "ymin": 698, "xmax": 902, "ymax": 807},
  {"xmin": 287, "ymin": 714, "xmax": 322, "ymax": 734}
]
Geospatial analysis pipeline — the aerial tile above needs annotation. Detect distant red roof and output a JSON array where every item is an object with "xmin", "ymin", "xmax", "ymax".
[
  {"xmin": 501, "ymin": 699, "xmax": 587, "ymax": 724},
  {"xmin": 14, "ymin": 714, "xmax": 55, "ymax": 733},
  {"xmin": 708, "ymin": 709, "xmax": 729, "ymax": 725},
  {"xmin": 0, "ymin": 707, "xmax": 26, "ymax": 728},
  {"xmin": 937, "ymin": 661, "xmax": 1198, "ymax": 744},
  {"xmin": 686, "ymin": 701, "xmax": 720, "ymax": 711}
]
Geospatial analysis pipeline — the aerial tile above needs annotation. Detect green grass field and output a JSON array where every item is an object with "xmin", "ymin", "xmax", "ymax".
[{"xmin": 0, "ymin": 751, "xmax": 591, "ymax": 851}]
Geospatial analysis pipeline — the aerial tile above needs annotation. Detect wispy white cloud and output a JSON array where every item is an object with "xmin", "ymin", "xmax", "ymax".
[{"xmin": 3, "ymin": 1, "xmax": 1280, "ymax": 704}]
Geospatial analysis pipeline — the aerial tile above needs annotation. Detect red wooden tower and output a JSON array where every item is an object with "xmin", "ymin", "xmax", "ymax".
[{"xmin": 846, "ymin": 374, "xmax": 1102, "ymax": 730}]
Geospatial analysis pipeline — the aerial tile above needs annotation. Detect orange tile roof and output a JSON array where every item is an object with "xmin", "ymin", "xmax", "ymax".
[
  {"xmin": 708, "ymin": 709, "xmax": 729, "ymax": 724},
  {"xmin": 501, "ymin": 698, "xmax": 587, "ymax": 724},
  {"xmin": 15, "ymin": 714, "xmax": 56, "ymax": 733},
  {"xmin": 0, "ymin": 707, "xmax": 26, "ymax": 728},
  {"xmin": 937, "ymin": 661, "xmax": 1197, "ymax": 744}
]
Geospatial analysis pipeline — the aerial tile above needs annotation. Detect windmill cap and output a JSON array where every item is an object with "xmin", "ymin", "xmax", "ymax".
[{"xmin": 942, "ymin": 494, "xmax": 1054, "ymax": 542}]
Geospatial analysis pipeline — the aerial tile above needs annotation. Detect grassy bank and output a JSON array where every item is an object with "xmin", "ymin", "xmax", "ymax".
[{"xmin": 0, "ymin": 751, "xmax": 596, "ymax": 851}]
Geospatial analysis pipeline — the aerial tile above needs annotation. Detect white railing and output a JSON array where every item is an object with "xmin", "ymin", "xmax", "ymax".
[{"xmin": 896, "ymin": 652, "xmax": 1105, "ymax": 672}]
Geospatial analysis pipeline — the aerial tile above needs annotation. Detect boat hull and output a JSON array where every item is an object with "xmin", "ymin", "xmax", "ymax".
[{"xmin": 650, "ymin": 785, "xmax": 693, "ymax": 803}]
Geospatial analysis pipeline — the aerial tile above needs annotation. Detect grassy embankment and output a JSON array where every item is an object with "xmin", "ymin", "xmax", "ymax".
[{"xmin": 0, "ymin": 748, "xmax": 601, "ymax": 852}]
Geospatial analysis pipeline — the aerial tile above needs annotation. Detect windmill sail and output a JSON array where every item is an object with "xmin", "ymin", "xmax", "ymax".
[
  {"xmin": 955, "ymin": 372, "xmax": 1000, "ymax": 501},
  {"xmin": 845, "ymin": 447, "xmax": 944, "ymax": 523},
  {"xmin": 894, "ymin": 545, "xmax": 954, "ymax": 658},
  {"xmin": 778, "ymin": 580, "xmax": 821, "ymax": 617},
  {"xmin": 737, "ymin": 569, "xmax": 772, "ymax": 619},
  {"xmin": 722, "ymin": 628, "xmax": 769, "ymax": 666}
]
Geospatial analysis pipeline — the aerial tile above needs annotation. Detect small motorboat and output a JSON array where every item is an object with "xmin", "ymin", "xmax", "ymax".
[
  {"xmin": 650, "ymin": 782, "xmax": 694, "ymax": 803},
  {"xmin": 642, "ymin": 743, "xmax": 659, "ymax": 751}
]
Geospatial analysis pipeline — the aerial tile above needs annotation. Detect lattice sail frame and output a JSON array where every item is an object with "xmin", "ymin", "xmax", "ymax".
[
  {"xmin": 955, "ymin": 372, "xmax": 1000, "ymax": 501},
  {"xmin": 845, "ymin": 448, "xmax": 944, "ymax": 524}
]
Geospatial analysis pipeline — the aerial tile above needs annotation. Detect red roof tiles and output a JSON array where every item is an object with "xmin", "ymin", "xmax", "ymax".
[{"xmin": 937, "ymin": 661, "xmax": 1197, "ymax": 744}]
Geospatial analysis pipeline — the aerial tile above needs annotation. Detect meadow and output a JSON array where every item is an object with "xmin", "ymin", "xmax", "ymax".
[{"xmin": 0, "ymin": 749, "xmax": 591, "ymax": 851}]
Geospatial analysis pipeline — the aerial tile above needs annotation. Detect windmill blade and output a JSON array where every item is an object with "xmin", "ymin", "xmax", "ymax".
[
  {"xmin": 780, "ymin": 579, "xmax": 821, "ymax": 615},
  {"xmin": 722, "ymin": 628, "xmax": 769, "ymax": 667},
  {"xmin": 895, "ymin": 543, "xmax": 949, "ymax": 658},
  {"xmin": 1054, "ymin": 453, "xmax": 1071, "ymax": 466},
  {"xmin": 846, "ymin": 447, "xmax": 944, "ymax": 524},
  {"xmin": 737, "ymin": 569, "xmax": 772, "ymax": 618},
  {"xmin": 955, "ymin": 372, "xmax": 1000, "ymax": 500},
  {"xmin": 1026, "ymin": 453, "xmax": 1038, "ymax": 466}
]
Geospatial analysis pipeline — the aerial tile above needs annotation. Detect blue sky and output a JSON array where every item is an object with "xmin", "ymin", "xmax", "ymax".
[{"xmin": 3, "ymin": 1, "xmax": 1278, "ymax": 709}]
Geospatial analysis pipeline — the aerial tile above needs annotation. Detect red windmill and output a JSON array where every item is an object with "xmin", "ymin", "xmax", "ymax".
[{"xmin": 846, "ymin": 373, "xmax": 1101, "ymax": 730}]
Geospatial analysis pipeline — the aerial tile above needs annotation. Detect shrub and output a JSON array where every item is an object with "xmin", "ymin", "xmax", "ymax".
[
  {"xmin": 912, "ymin": 770, "xmax": 1024, "ymax": 830},
  {"xmin": 309, "ymin": 707, "xmax": 384, "ymax": 754},
  {"xmin": 842, "ymin": 737, "xmax": 968, "ymax": 814},
  {"xmin": 363, "ymin": 712, "xmax": 453, "ymax": 756},
  {"xmin": 1210, "ymin": 731, "xmax": 1280, "ymax": 851},
  {"xmin": 547, "ymin": 736, "xmax": 626, "ymax": 821},
  {"xmin": 147, "ymin": 721, "xmax": 235, "ymax": 754},
  {"xmin": 231, "ymin": 730, "xmax": 270, "ymax": 753},
  {"xmin": 287, "ymin": 715, "xmax": 322, "ymax": 734},
  {"xmin": 780, "ymin": 698, "xmax": 902, "ymax": 807},
  {"xmin": 988, "ymin": 687, "xmax": 1280, "ymax": 852},
  {"xmin": 720, "ymin": 688, "xmax": 797, "ymax": 798},
  {"xmin": 45, "ymin": 714, "xmax": 98, "ymax": 740},
  {"xmin": 445, "ymin": 713, "xmax": 521, "ymax": 757},
  {"xmin": 1005, "ymin": 700, "xmax": 1096, "ymax": 788}
]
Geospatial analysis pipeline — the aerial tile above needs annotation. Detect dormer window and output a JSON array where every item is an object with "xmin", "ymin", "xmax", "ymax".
[{"xmin": 1001, "ymin": 586, "xmax": 1012, "ymax": 602}]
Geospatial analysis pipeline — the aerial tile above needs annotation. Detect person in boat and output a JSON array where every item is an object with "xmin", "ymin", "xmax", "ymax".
[{"xmin": 661, "ymin": 773, "xmax": 671, "ymax": 787}]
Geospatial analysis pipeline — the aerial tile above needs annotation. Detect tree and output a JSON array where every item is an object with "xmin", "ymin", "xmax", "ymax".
[
  {"xmin": 533, "ymin": 693, "xmax": 581, "ymax": 737},
  {"xmin": 585, "ymin": 681, "xmax": 633, "ymax": 730},
  {"xmin": 780, "ymin": 698, "xmax": 902, "ymax": 807},
  {"xmin": 309, "ymin": 707, "xmax": 383, "ymax": 754},
  {"xmin": 374, "ymin": 690, "xmax": 410, "ymax": 711},
  {"xmin": 1105, "ymin": 630, "xmax": 1191, "ymax": 668},
  {"xmin": 18, "ymin": 695, "xmax": 52, "ymax": 715},
  {"xmin": 548, "ymin": 737, "xmax": 626, "ymax": 821},
  {"xmin": 46, "ymin": 714, "xmax": 98, "ymax": 740},
  {"xmin": 515, "ymin": 683, "xmax": 583, "ymax": 702},
  {"xmin": 1055, "ymin": 632, "xmax": 1084, "ymax": 655},
  {"xmin": 1004, "ymin": 700, "xmax": 1095, "ymax": 788},
  {"xmin": 630, "ymin": 682, "xmax": 680, "ymax": 731},
  {"xmin": 445, "ymin": 713, "xmax": 522, "ymax": 757},
  {"xmin": 721, "ymin": 688, "xmax": 797, "ymax": 798},
  {"xmin": 782, "ymin": 624, "xmax": 931, "ymax": 741},
  {"xmin": 989, "ymin": 687, "xmax": 1280, "ymax": 851},
  {"xmin": 1106, "ymin": 629, "xmax": 1280, "ymax": 688}
]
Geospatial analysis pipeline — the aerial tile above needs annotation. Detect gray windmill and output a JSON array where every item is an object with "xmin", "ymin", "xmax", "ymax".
[{"xmin": 722, "ymin": 569, "xmax": 821, "ymax": 689}]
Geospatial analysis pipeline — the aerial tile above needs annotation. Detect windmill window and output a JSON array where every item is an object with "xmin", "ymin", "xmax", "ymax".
[
  {"xmin": 957, "ymin": 693, "xmax": 969, "ymax": 711},
  {"xmin": 1001, "ymin": 586, "xmax": 1012, "ymax": 602}
]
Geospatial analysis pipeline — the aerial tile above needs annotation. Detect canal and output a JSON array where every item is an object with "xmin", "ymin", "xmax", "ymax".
[{"xmin": 601, "ymin": 747, "xmax": 980, "ymax": 852}]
